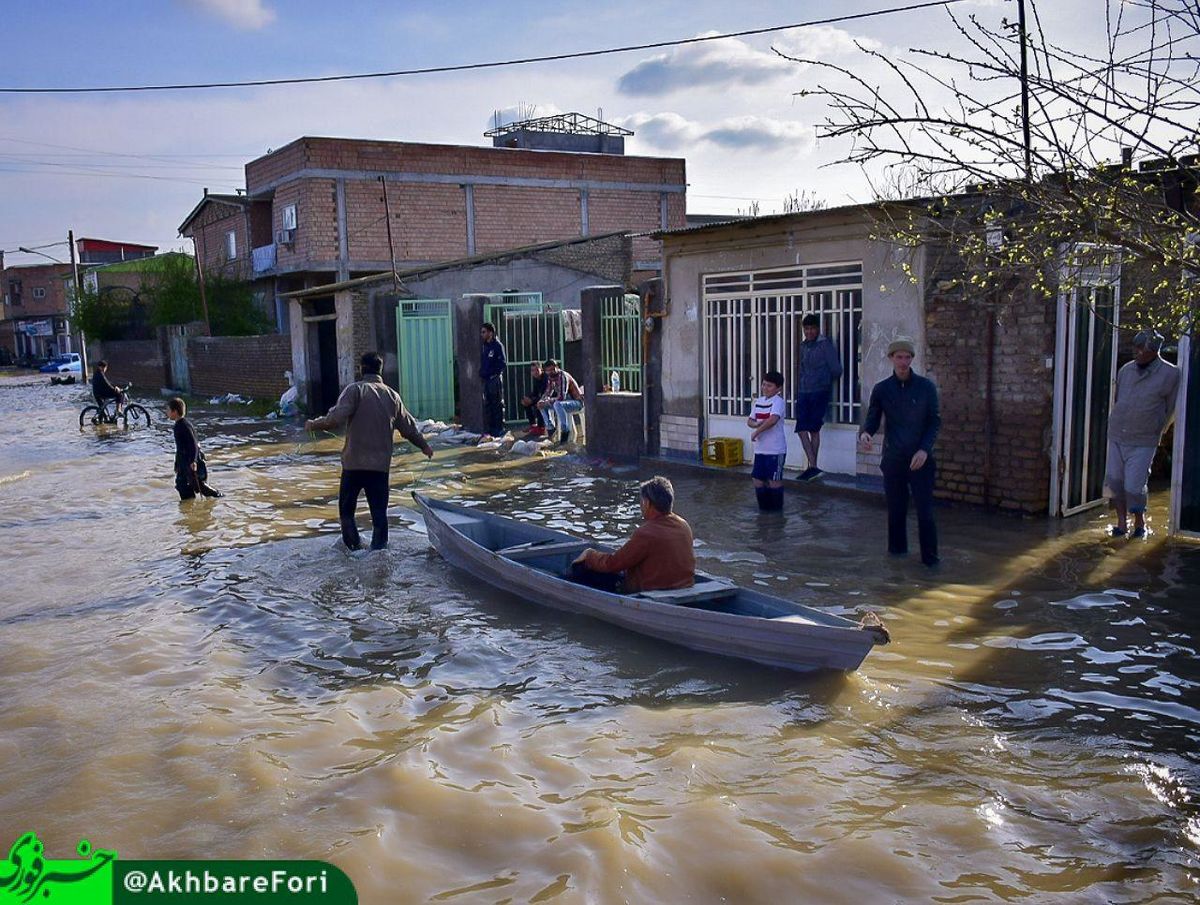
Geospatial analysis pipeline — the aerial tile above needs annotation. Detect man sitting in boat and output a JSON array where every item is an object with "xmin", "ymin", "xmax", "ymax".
[{"xmin": 571, "ymin": 476, "xmax": 696, "ymax": 593}]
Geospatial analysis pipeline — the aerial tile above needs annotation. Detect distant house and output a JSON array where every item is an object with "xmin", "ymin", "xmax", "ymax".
[
  {"xmin": 74, "ymin": 252, "xmax": 196, "ymax": 340},
  {"xmin": 75, "ymin": 238, "xmax": 157, "ymax": 266},
  {"xmin": 1, "ymin": 262, "xmax": 75, "ymax": 362},
  {"xmin": 177, "ymin": 114, "xmax": 686, "ymax": 335},
  {"xmin": 0, "ymin": 237, "xmax": 158, "ymax": 362}
]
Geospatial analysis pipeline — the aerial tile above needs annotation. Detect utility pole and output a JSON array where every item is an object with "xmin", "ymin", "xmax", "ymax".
[
  {"xmin": 67, "ymin": 230, "xmax": 90, "ymax": 382},
  {"xmin": 1017, "ymin": 0, "xmax": 1032, "ymax": 181},
  {"xmin": 380, "ymin": 176, "xmax": 401, "ymax": 292},
  {"xmin": 192, "ymin": 234, "xmax": 211, "ymax": 331}
]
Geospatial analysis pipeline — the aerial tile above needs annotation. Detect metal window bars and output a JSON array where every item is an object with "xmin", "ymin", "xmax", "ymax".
[
  {"xmin": 703, "ymin": 262, "xmax": 864, "ymax": 424},
  {"xmin": 599, "ymin": 291, "xmax": 642, "ymax": 392}
]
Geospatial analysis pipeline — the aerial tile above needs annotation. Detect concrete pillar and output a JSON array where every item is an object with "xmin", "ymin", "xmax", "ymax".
[{"xmin": 453, "ymin": 294, "xmax": 487, "ymax": 431}]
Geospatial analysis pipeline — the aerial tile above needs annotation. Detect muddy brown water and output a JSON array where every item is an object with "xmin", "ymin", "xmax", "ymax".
[{"xmin": 0, "ymin": 375, "xmax": 1196, "ymax": 903}]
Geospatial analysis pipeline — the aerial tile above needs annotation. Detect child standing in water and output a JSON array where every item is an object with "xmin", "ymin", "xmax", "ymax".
[
  {"xmin": 167, "ymin": 397, "xmax": 223, "ymax": 500},
  {"xmin": 747, "ymin": 371, "xmax": 787, "ymax": 511}
]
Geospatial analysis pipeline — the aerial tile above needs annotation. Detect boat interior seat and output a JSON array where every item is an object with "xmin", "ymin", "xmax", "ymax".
[
  {"xmin": 633, "ymin": 580, "xmax": 738, "ymax": 606},
  {"xmin": 435, "ymin": 510, "xmax": 480, "ymax": 527},
  {"xmin": 496, "ymin": 539, "xmax": 590, "ymax": 561}
]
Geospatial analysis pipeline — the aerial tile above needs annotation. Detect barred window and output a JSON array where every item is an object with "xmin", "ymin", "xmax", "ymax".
[{"xmin": 703, "ymin": 262, "xmax": 863, "ymax": 424}]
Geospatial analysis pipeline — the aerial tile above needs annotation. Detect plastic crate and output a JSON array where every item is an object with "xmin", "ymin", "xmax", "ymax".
[{"xmin": 701, "ymin": 437, "xmax": 744, "ymax": 468}]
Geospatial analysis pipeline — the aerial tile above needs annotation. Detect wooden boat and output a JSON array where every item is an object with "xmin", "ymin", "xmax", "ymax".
[{"xmin": 414, "ymin": 492, "xmax": 889, "ymax": 673}]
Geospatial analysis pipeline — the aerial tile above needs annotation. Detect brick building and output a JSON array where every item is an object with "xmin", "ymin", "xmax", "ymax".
[
  {"xmin": 178, "ymin": 115, "xmax": 686, "ymax": 333},
  {"xmin": 1, "ymin": 262, "xmax": 75, "ymax": 362},
  {"xmin": 1, "ymin": 239, "xmax": 158, "ymax": 363}
]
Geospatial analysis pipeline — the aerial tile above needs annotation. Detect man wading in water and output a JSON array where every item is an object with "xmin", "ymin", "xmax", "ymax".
[{"xmin": 306, "ymin": 352, "xmax": 433, "ymax": 551}]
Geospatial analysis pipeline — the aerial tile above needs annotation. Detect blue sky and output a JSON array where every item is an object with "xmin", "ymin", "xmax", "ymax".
[{"xmin": 0, "ymin": 0, "xmax": 1112, "ymax": 264}]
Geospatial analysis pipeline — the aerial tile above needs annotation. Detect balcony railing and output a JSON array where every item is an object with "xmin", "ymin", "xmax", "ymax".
[{"xmin": 251, "ymin": 243, "xmax": 277, "ymax": 274}]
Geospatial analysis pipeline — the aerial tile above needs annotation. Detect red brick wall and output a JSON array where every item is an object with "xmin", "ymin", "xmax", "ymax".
[
  {"xmin": 474, "ymin": 185, "xmax": 582, "ymax": 252},
  {"xmin": 245, "ymin": 141, "xmax": 308, "ymax": 194},
  {"xmin": 190, "ymin": 206, "xmax": 249, "ymax": 281},
  {"xmin": 242, "ymin": 137, "xmax": 684, "ymax": 270},
  {"xmin": 187, "ymin": 333, "xmax": 292, "ymax": 399},
  {"xmin": 95, "ymin": 339, "xmax": 167, "ymax": 390},
  {"xmin": 3, "ymin": 263, "xmax": 73, "ymax": 318},
  {"xmin": 925, "ymin": 280, "xmax": 1056, "ymax": 513},
  {"xmin": 343, "ymin": 181, "xmax": 469, "ymax": 262}
]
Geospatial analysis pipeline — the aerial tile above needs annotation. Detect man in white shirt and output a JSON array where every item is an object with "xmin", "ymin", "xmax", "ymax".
[{"xmin": 746, "ymin": 370, "xmax": 788, "ymax": 510}]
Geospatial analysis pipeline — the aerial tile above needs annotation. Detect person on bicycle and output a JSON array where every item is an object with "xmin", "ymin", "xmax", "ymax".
[{"xmin": 91, "ymin": 360, "xmax": 127, "ymax": 418}]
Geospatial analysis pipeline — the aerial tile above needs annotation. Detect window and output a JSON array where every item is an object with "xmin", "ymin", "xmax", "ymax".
[
  {"xmin": 703, "ymin": 262, "xmax": 863, "ymax": 424},
  {"xmin": 8, "ymin": 280, "xmax": 21, "ymax": 306},
  {"xmin": 32, "ymin": 287, "xmax": 46, "ymax": 299},
  {"xmin": 281, "ymin": 203, "xmax": 297, "ymax": 231},
  {"xmin": 225, "ymin": 230, "xmax": 237, "ymax": 261}
]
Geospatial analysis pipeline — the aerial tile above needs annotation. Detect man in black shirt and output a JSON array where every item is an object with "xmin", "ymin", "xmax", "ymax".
[
  {"xmin": 480, "ymin": 322, "xmax": 507, "ymax": 438},
  {"xmin": 91, "ymin": 360, "xmax": 126, "ymax": 419},
  {"xmin": 859, "ymin": 338, "xmax": 941, "ymax": 566},
  {"xmin": 167, "ymin": 397, "xmax": 222, "ymax": 500}
]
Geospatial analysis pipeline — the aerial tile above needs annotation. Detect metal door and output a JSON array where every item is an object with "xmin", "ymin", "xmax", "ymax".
[
  {"xmin": 599, "ymin": 291, "xmax": 642, "ymax": 392},
  {"xmin": 396, "ymin": 299, "xmax": 454, "ymax": 421},
  {"xmin": 1171, "ymin": 334, "xmax": 1198, "ymax": 536},
  {"xmin": 481, "ymin": 293, "xmax": 564, "ymax": 426},
  {"xmin": 1054, "ymin": 284, "xmax": 1120, "ymax": 515}
]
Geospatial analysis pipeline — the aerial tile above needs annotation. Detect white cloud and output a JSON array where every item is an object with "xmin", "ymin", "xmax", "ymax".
[
  {"xmin": 181, "ymin": 0, "xmax": 276, "ymax": 30},
  {"xmin": 621, "ymin": 112, "xmax": 812, "ymax": 153},
  {"xmin": 704, "ymin": 115, "xmax": 815, "ymax": 152},
  {"xmin": 620, "ymin": 112, "xmax": 703, "ymax": 148},
  {"xmin": 772, "ymin": 25, "xmax": 881, "ymax": 60},
  {"xmin": 617, "ymin": 26, "xmax": 877, "ymax": 97},
  {"xmin": 617, "ymin": 32, "xmax": 792, "ymax": 96}
]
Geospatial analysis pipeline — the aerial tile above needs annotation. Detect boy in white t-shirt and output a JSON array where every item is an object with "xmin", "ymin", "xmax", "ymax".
[{"xmin": 746, "ymin": 370, "xmax": 787, "ymax": 510}]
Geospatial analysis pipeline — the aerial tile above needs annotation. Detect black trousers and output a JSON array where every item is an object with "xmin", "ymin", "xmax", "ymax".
[
  {"xmin": 339, "ymin": 469, "xmax": 391, "ymax": 550},
  {"xmin": 175, "ymin": 455, "xmax": 210, "ymax": 500},
  {"xmin": 523, "ymin": 402, "xmax": 545, "ymax": 428},
  {"xmin": 882, "ymin": 458, "xmax": 938, "ymax": 565},
  {"xmin": 569, "ymin": 562, "xmax": 623, "ymax": 593},
  {"xmin": 483, "ymin": 375, "xmax": 505, "ymax": 436}
]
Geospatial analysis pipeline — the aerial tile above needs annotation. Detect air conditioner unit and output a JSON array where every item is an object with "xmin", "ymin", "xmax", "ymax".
[{"xmin": 275, "ymin": 228, "xmax": 296, "ymax": 246}]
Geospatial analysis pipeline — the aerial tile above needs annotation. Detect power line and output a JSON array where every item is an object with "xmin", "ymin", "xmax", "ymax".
[
  {"xmin": 0, "ymin": 1, "xmax": 969, "ymax": 95},
  {"xmin": 0, "ymin": 135, "xmax": 250, "ymax": 169}
]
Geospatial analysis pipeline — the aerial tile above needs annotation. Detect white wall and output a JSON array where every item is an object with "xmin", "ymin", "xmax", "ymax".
[{"xmin": 658, "ymin": 211, "xmax": 926, "ymax": 476}]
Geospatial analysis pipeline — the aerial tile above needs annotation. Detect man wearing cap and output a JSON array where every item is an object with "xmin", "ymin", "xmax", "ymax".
[
  {"xmin": 859, "ymin": 337, "xmax": 941, "ymax": 566},
  {"xmin": 1103, "ymin": 330, "xmax": 1180, "ymax": 538}
]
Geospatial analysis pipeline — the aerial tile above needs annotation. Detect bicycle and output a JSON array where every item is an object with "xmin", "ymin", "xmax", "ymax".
[{"xmin": 79, "ymin": 384, "xmax": 152, "ymax": 429}]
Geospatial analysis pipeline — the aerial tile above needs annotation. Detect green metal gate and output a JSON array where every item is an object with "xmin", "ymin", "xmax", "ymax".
[
  {"xmin": 480, "ymin": 292, "xmax": 564, "ymax": 426},
  {"xmin": 396, "ymin": 299, "xmax": 454, "ymax": 421},
  {"xmin": 599, "ymin": 291, "xmax": 642, "ymax": 392}
]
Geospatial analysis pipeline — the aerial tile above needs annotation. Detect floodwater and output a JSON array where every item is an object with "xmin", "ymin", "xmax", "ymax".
[{"xmin": 0, "ymin": 374, "xmax": 1196, "ymax": 904}]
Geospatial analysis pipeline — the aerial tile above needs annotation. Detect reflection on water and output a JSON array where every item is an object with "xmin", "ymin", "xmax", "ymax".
[{"xmin": 0, "ymin": 376, "xmax": 1197, "ymax": 903}]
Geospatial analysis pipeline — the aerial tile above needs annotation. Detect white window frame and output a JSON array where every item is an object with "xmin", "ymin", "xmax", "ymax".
[
  {"xmin": 281, "ymin": 203, "xmax": 297, "ymax": 231},
  {"xmin": 703, "ymin": 261, "xmax": 864, "ymax": 424},
  {"xmin": 31, "ymin": 287, "xmax": 46, "ymax": 299},
  {"xmin": 225, "ymin": 230, "xmax": 237, "ymax": 261}
]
